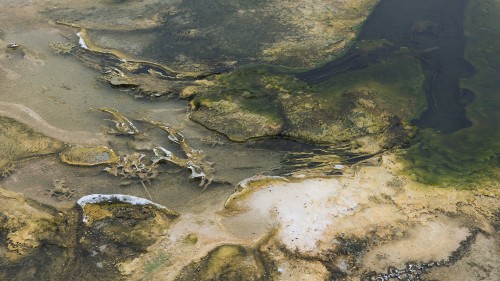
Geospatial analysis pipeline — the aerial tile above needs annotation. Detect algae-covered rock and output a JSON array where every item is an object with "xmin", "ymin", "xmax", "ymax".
[
  {"xmin": 189, "ymin": 67, "xmax": 293, "ymax": 142},
  {"xmin": 0, "ymin": 116, "xmax": 64, "ymax": 177},
  {"xmin": 0, "ymin": 187, "xmax": 60, "ymax": 262},
  {"xmin": 175, "ymin": 245, "xmax": 269, "ymax": 281},
  {"xmin": 190, "ymin": 99, "xmax": 283, "ymax": 142},
  {"xmin": 77, "ymin": 194, "xmax": 178, "ymax": 258},
  {"xmin": 0, "ymin": 187, "xmax": 79, "ymax": 280},
  {"xmin": 190, "ymin": 56, "xmax": 424, "ymax": 153},
  {"xmin": 60, "ymin": 145, "xmax": 119, "ymax": 166}
]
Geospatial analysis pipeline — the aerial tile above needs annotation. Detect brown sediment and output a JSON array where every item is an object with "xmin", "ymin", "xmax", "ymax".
[
  {"xmin": 0, "ymin": 102, "xmax": 108, "ymax": 146},
  {"xmin": 123, "ymin": 153, "xmax": 499, "ymax": 280}
]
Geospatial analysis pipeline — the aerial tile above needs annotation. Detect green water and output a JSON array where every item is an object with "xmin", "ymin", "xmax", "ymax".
[
  {"xmin": 304, "ymin": 0, "xmax": 500, "ymax": 186},
  {"xmin": 302, "ymin": 0, "xmax": 473, "ymax": 134},
  {"xmin": 402, "ymin": 0, "xmax": 500, "ymax": 187},
  {"xmin": 240, "ymin": 0, "xmax": 500, "ymax": 187}
]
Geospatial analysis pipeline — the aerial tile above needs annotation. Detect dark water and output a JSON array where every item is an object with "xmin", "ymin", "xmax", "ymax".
[
  {"xmin": 299, "ymin": 0, "xmax": 473, "ymax": 134},
  {"xmin": 143, "ymin": 0, "xmax": 283, "ymax": 64}
]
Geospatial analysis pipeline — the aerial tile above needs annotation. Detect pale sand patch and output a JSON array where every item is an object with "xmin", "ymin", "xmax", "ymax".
[
  {"xmin": 123, "ymin": 154, "xmax": 499, "ymax": 280},
  {"xmin": 424, "ymin": 234, "xmax": 500, "ymax": 281},
  {"xmin": 361, "ymin": 217, "xmax": 471, "ymax": 272},
  {"xmin": 220, "ymin": 164, "xmax": 400, "ymax": 256},
  {"xmin": 223, "ymin": 178, "xmax": 362, "ymax": 253}
]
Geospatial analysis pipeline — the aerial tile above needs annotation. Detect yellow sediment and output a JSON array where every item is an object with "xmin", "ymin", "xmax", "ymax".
[{"xmin": 59, "ymin": 145, "xmax": 119, "ymax": 166}]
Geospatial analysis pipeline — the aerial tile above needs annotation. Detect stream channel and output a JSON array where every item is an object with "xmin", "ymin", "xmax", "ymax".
[{"xmin": 300, "ymin": 0, "xmax": 474, "ymax": 134}]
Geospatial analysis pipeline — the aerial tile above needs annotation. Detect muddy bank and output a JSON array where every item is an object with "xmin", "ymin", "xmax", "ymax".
[
  {"xmin": 121, "ymin": 155, "xmax": 499, "ymax": 280},
  {"xmin": 0, "ymin": 187, "xmax": 178, "ymax": 280}
]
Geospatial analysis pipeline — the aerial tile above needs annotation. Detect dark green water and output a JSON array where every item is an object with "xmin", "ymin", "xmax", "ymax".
[
  {"xmin": 144, "ymin": 0, "xmax": 284, "ymax": 64},
  {"xmin": 300, "ymin": 0, "xmax": 473, "ymax": 134},
  {"xmin": 298, "ymin": 0, "xmax": 500, "ymax": 186}
]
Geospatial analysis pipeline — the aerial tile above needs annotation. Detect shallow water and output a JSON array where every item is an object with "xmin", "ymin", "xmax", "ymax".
[
  {"xmin": 0, "ymin": 0, "xmax": 499, "ymax": 280},
  {"xmin": 302, "ymin": 0, "xmax": 473, "ymax": 134},
  {"xmin": 0, "ymin": 8, "xmax": 287, "ymax": 211}
]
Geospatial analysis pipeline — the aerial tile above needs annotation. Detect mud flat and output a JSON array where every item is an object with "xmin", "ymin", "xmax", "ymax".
[
  {"xmin": 118, "ymin": 155, "xmax": 499, "ymax": 280},
  {"xmin": 0, "ymin": 0, "xmax": 498, "ymax": 280}
]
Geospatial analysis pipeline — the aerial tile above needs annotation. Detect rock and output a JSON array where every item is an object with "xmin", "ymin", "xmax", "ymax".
[
  {"xmin": 175, "ymin": 245, "xmax": 268, "ymax": 281},
  {"xmin": 190, "ymin": 99, "xmax": 283, "ymax": 142},
  {"xmin": 179, "ymin": 85, "xmax": 199, "ymax": 99},
  {"xmin": 0, "ymin": 116, "xmax": 64, "ymax": 177},
  {"xmin": 59, "ymin": 145, "xmax": 119, "ymax": 166},
  {"xmin": 77, "ymin": 194, "xmax": 178, "ymax": 258},
  {"xmin": 184, "ymin": 233, "xmax": 198, "ymax": 245},
  {"xmin": 48, "ymin": 41, "xmax": 75, "ymax": 54},
  {"xmin": 0, "ymin": 186, "xmax": 78, "ymax": 280}
]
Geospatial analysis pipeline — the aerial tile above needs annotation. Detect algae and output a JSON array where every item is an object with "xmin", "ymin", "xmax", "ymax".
[
  {"xmin": 191, "ymin": 55, "xmax": 424, "ymax": 154},
  {"xmin": 175, "ymin": 245, "xmax": 268, "ymax": 281},
  {"xmin": 59, "ymin": 145, "xmax": 119, "ymax": 166},
  {"xmin": 144, "ymin": 253, "xmax": 171, "ymax": 273},
  {"xmin": 401, "ymin": 0, "xmax": 500, "ymax": 187},
  {"xmin": 0, "ymin": 116, "xmax": 64, "ymax": 177}
]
